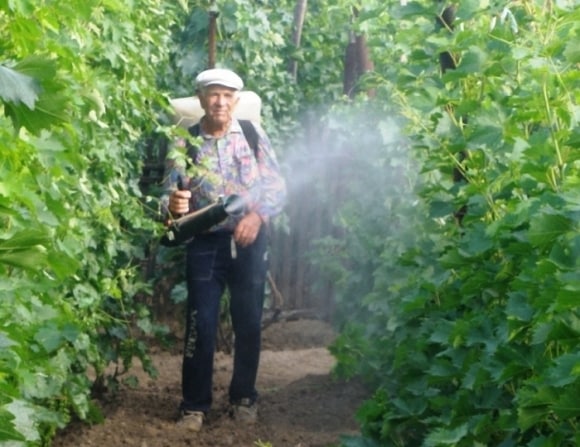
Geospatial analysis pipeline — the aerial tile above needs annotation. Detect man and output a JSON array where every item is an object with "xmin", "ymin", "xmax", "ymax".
[{"xmin": 163, "ymin": 68, "xmax": 287, "ymax": 432}]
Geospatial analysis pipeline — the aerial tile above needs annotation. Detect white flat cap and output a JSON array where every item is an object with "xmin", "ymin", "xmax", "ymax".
[{"xmin": 195, "ymin": 68, "xmax": 244, "ymax": 91}]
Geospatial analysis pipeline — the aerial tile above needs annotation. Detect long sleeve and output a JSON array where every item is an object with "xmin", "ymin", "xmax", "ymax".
[{"xmin": 251, "ymin": 123, "xmax": 287, "ymax": 221}]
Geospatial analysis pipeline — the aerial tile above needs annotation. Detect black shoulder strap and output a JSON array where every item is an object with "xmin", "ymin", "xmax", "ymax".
[
  {"xmin": 187, "ymin": 122, "xmax": 201, "ymax": 139},
  {"xmin": 238, "ymin": 119, "xmax": 260, "ymax": 158},
  {"xmin": 183, "ymin": 123, "xmax": 200, "ymax": 167}
]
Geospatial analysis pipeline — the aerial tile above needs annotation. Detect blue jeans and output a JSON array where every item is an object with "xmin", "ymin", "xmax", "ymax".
[{"xmin": 180, "ymin": 228, "xmax": 268, "ymax": 413}]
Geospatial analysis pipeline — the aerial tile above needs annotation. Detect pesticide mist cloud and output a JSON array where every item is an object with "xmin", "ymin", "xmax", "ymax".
[{"xmin": 278, "ymin": 105, "xmax": 418, "ymax": 209}]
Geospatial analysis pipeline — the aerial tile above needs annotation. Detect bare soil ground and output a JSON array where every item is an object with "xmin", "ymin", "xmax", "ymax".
[{"xmin": 52, "ymin": 319, "xmax": 368, "ymax": 447}]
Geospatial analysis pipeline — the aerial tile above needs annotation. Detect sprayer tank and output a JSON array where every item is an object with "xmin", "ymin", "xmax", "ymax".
[{"xmin": 170, "ymin": 91, "xmax": 262, "ymax": 129}]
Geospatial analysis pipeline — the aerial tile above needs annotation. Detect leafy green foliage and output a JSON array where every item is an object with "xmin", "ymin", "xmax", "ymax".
[
  {"xmin": 2, "ymin": 0, "xmax": 578, "ymax": 445},
  {"xmin": 0, "ymin": 0, "xmax": 185, "ymax": 443},
  {"xmin": 310, "ymin": 1, "xmax": 580, "ymax": 446}
]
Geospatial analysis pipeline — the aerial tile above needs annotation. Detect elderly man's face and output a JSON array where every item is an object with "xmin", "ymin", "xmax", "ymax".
[{"xmin": 198, "ymin": 85, "xmax": 239, "ymax": 126}]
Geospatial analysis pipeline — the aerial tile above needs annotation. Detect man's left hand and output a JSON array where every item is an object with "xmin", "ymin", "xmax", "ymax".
[{"xmin": 234, "ymin": 211, "xmax": 263, "ymax": 247}]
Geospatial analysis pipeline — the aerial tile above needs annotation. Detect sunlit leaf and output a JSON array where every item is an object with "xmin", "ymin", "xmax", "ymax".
[
  {"xmin": 0, "ymin": 247, "xmax": 48, "ymax": 270},
  {"xmin": 0, "ymin": 64, "xmax": 39, "ymax": 108},
  {"xmin": 4, "ymin": 399, "xmax": 40, "ymax": 442},
  {"xmin": 0, "ymin": 408, "xmax": 26, "ymax": 442},
  {"xmin": 0, "ymin": 229, "xmax": 50, "ymax": 251},
  {"xmin": 423, "ymin": 423, "xmax": 468, "ymax": 446}
]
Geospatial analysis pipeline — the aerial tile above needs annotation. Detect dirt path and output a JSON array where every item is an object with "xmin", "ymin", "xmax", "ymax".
[{"xmin": 52, "ymin": 320, "xmax": 368, "ymax": 447}]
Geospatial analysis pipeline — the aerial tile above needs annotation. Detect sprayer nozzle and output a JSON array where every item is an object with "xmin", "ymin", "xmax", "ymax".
[
  {"xmin": 223, "ymin": 194, "xmax": 246, "ymax": 217},
  {"xmin": 159, "ymin": 194, "xmax": 247, "ymax": 247}
]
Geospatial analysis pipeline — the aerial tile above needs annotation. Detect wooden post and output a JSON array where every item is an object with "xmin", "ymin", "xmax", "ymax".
[
  {"xmin": 288, "ymin": 0, "xmax": 308, "ymax": 80},
  {"xmin": 437, "ymin": 5, "xmax": 468, "ymax": 224},
  {"xmin": 343, "ymin": 8, "xmax": 374, "ymax": 98},
  {"xmin": 208, "ymin": 2, "xmax": 218, "ymax": 68}
]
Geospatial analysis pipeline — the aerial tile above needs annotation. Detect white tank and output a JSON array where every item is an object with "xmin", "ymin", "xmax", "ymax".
[{"xmin": 170, "ymin": 90, "xmax": 262, "ymax": 129}]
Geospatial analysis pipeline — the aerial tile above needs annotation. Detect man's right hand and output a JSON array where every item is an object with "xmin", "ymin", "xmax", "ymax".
[{"xmin": 168, "ymin": 189, "xmax": 191, "ymax": 215}]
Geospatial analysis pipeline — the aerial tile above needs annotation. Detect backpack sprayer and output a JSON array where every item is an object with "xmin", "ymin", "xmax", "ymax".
[{"xmin": 160, "ymin": 194, "xmax": 246, "ymax": 247}]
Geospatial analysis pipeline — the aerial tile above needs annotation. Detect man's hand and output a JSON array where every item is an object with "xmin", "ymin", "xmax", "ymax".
[
  {"xmin": 234, "ymin": 211, "xmax": 263, "ymax": 247},
  {"xmin": 169, "ymin": 190, "xmax": 191, "ymax": 216}
]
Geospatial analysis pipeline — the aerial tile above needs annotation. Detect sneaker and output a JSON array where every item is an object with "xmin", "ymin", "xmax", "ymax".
[
  {"xmin": 178, "ymin": 410, "xmax": 204, "ymax": 432},
  {"xmin": 231, "ymin": 398, "xmax": 258, "ymax": 424}
]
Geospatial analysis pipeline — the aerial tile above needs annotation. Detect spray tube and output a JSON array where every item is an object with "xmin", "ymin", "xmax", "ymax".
[{"xmin": 160, "ymin": 194, "xmax": 246, "ymax": 247}]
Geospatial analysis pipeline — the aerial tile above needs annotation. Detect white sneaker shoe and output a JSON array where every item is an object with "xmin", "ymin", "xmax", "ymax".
[
  {"xmin": 231, "ymin": 398, "xmax": 258, "ymax": 424},
  {"xmin": 178, "ymin": 410, "xmax": 204, "ymax": 432}
]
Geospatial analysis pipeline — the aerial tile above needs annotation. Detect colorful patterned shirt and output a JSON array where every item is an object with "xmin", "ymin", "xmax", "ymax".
[{"xmin": 162, "ymin": 119, "xmax": 287, "ymax": 232}]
